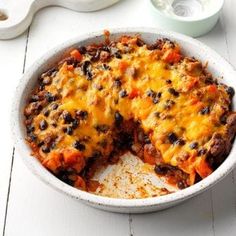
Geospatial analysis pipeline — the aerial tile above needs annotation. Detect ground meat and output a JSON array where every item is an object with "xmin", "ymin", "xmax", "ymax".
[
  {"xmin": 208, "ymin": 133, "xmax": 226, "ymax": 165},
  {"xmin": 185, "ymin": 59, "xmax": 203, "ymax": 76},
  {"xmin": 144, "ymin": 144, "xmax": 162, "ymax": 164},
  {"xmin": 207, "ymin": 113, "xmax": 236, "ymax": 169},
  {"xmin": 226, "ymin": 113, "xmax": 236, "ymax": 146}
]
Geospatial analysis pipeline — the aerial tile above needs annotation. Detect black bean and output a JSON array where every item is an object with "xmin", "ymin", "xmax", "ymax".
[
  {"xmin": 63, "ymin": 126, "xmax": 73, "ymax": 135},
  {"xmin": 87, "ymin": 71, "xmax": 93, "ymax": 80},
  {"xmin": 72, "ymin": 119, "xmax": 79, "ymax": 129},
  {"xmin": 220, "ymin": 114, "xmax": 227, "ymax": 124},
  {"xmin": 146, "ymin": 89, "xmax": 155, "ymax": 97},
  {"xmin": 157, "ymin": 92, "xmax": 162, "ymax": 98},
  {"xmin": 198, "ymin": 148, "xmax": 207, "ymax": 156},
  {"xmin": 166, "ymin": 79, "xmax": 172, "ymax": 84},
  {"xmin": 76, "ymin": 110, "xmax": 88, "ymax": 120},
  {"xmin": 81, "ymin": 60, "xmax": 93, "ymax": 80},
  {"xmin": 154, "ymin": 112, "xmax": 160, "ymax": 118},
  {"xmin": 200, "ymin": 107, "xmax": 210, "ymax": 115},
  {"xmin": 37, "ymin": 141, "xmax": 44, "ymax": 147},
  {"xmin": 45, "ymin": 92, "xmax": 56, "ymax": 103},
  {"xmin": 146, "ymin": 89, "xmax": 160, "ymax": 104},
  {"xmin": 144, "ymin": 135, "xmax": 151, "ymax": 144},
  {"xmin": 177, "ymin": 180, "xmax": 187, "ymax": 189},
  {"xmin": 42, "ymin": 146, "xmax": 50, "ymax": 153},
  {"xmin": 189, "ymin": 142, "xmax": 198, "ymax": 149},
  {"xmin": 57, "ymin": 170, "xmax": 74, "ymax": 186},
  {"xmin": 30, "ymin": 95, "xmax": 39, "ymax": 102},
  {"xmin": 114, "ymin": 79, "xmax": 122, "ymax": 88},
  {"xmin": 114, "ymin": 52, "xmax": 122, "ymax": 59},
  {"xmin": 114, "ymin": 111, "xmax": 123, "ymax": 126},
  {"xmin": 26, "ymin": 125, "xmax": 35, "ymax": 133},
  {"xmin": 78, "ymin": 46, "xmax": 87, "ymax": 54},
  {"xmin": 168, "ymin": 132, "xmax": 178, "ymax": 144},
  {"xmin": 168, "ymin": 88, "xmax": 179, "ymax": 97},
  {"xmin": 175, "ymin": 138, "xmax": 185, "ymax": 146},
  {"xmin": 119, "ymin": 89, "xmax": 128, "ymax": 98},
  {"xmin": 102, "ymin": 64, "xmax": 111, "ymax": 70},
  {"xmin": 51, "ymin": 103, "xmax": 58, "ymax": 110},
  {"xmin": 226, "ymin": 86, "xmax": 235, "ymax": 98},
  {"xmin": 28, "ymin": 133, "xmax": 37, "ymax": 141},
  {"xmin": 66, "ymin": 127, "xmax": 73, "ymax": 135},
  {"xmin": 39, "ymin": 120, "xmax": 48, "ymax": 130},
  {"xmin": 154, "ymin": 164, "xmax": 170, "ymax": 175},
  {"xmin": 73, "ymin": 141, "xmax": 86, "ymax": 151},
  {"xmin": 43, "ymin": 110, "xmax": 50, "ymax": 117},
  {"xmin": 152, "ymin": 96, "xmax": 159, "ymax": 104},
  {"xmin": 63, "ymin": 111, "xmax": 73, "ymax": 124}
]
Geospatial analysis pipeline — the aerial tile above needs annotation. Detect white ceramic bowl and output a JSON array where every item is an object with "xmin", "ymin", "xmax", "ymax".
[
  {"xmin": 12, "ymin": 28, "xmax": 236, "ymax": 213},
  {"xmin": 149, "ymin": 0, "xmax": 224, "ymax": 37}
]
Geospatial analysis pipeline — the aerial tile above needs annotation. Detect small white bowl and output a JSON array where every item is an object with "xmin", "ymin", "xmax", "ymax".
[
  {"xmin": 12, "ymin": 28, "xmax": 236, "ymax": 213},
  {"xmin": 149, "ymin": 0, "xmax": 224, "ymax": 37}
]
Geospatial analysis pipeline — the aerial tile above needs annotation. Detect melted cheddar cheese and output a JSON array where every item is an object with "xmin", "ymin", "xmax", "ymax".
[{"xmin": 24, "ymin": 35, "xmax": 234, "ymax": 193}]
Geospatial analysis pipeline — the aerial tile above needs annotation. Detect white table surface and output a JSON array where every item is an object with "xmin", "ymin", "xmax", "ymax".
[{"xmin": 1, "ymin": 0, "xmax": 236, "ymax": 235}]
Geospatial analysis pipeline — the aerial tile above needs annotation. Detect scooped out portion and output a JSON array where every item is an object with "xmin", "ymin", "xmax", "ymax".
[{"xmin": 24, "ymin": 32, "xmax": 236, "ymax": 198}]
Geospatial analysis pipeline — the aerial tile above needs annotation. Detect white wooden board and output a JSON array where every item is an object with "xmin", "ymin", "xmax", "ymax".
[{"xmin": 0, "ymin": 33, "xmax": 27, "ymax": 235}]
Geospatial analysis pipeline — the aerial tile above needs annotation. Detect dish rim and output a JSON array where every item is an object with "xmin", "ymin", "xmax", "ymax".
[{"xmin": 12, "ymin": 27, "xmax": 236, "ymax": 209}]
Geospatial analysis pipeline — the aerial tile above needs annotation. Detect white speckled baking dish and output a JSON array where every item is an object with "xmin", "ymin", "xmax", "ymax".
[{"xmin": 12, "ymin": 28, "xmax": 236, "ymax": 213}]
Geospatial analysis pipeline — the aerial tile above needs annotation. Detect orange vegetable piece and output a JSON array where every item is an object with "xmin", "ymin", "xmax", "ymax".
[
  {"xmin": 70, "ymin": 49, "xmax": 83, "ymax": 61},
  {"xmin": 208, "ymin": 84, "xmax": 217, "ymax": 93},
  {"xmin": 129, "ymin": 88, "xmax": 140, "ymax": 99},
  {"xmin": 87, "ymin": 180, "xmax": 100, "ymax": 192},
  {"xmin": 63, "ymin": 149, "xmax": 82, "ymax": 165},
  {"xmin": 119, "ymin": 61, "xmax": 129, "ymax": 73},
  {"xmin": 163, "ymin": 49, "xmax": 181, "ymax": 63},
  {"xmin": 143, "ymin": 148, "xmax": 156, "ymax": 165},
  {"xmin": 195, "ymin": 158, "xmax": 213, "ymax": 178},
  {"xmin": 42, "ymin": 151, "xmax": 62, "ymax": 172},
  {"xmin": 186, "ymin": 77, "xmax": 199, "ymax": 91},
  {"xmin": 67, "ymin": 64, "xmax": 74, "ymax": 71},
  {"xmin": 74, "ymin": 176, "xmax": 86, "ymax": 191}
]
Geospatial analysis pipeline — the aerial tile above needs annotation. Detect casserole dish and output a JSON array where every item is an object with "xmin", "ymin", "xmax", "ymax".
[{"xmin": 12, "ymin": 28, "xmax": 236, "ymax": 213}]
